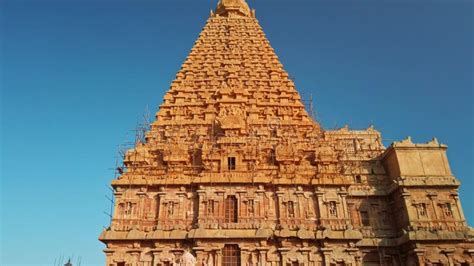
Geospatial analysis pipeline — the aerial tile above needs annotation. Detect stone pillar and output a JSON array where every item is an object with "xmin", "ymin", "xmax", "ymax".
[
  {"xmin": 301, "ymin": 249, "xmax": 310, "ymax": 266},
  {"xmin": 413, "ymin": 249, "xmax": 426, "ymax": 266},
  {"xmin": 452, "ymin": 193, "xmax": 467, "ymax": 222},
  {"xmin": 216, "ymin": 250, "xmax": 222, "ymax": 266},
  {"xmin": 105, "ymin": 249, "xmax": 114, "ymax": 266},
  {"xmin": 314, "ymin": 189, "xmax": 324, "ymax": 219},
  {"xmin": 265, "ymin": 191, "xmax": 275, "ymax": 219},
  {"xmin": 196, "ymin": 188, "xmax": 206, "ymax": 225},
  {"xmin": 157, "ymin": 192, "xmax": 166, "ymax": 223},
  {"xmin": 428, "ymin": 193, "xmax": 439, "ymax": 220},
  {"xmin": 256, "ymin": 187, "xmax": 266, "ymax": 220},
  {"xmin": 259, "ymin": 250, "xmax": 267, "ymax": 266},
  {"xmin": 276, "ymin": 190, "xmax": 285, "ymax": 223},
  {"xmin": 339, "ymin": 189, "xmax": 349, "ymax": 220},
  {"xmin": 444, "ymin": 248, "xmax": 455, "ymax": 266},
  {"xmin": 130, "ymin": 251, "xmax": 140, "ymax": 266},
  {"xmin": 466, "ymin": 249, "xmax": 474, "ymax": 265},
  {"xmin": 241, "ymin": 250, "xmax": 250, "ymax": 266},
  {"xmin": 217, "ymin": 191, "xmax": 225, "ymax": 222},
  {"xmin": 401, "ymin": 189, "xmax": 415, "ymax": 227},
  {"xmin": 321, "ymin": 248, "xmax": 332, "ymax": 266},
  {"xmin": 193, "ymin": 249, "xmax": 205, "ymax": 266},
  {"xmin": 347, "ymin": 248, "xmax": 359, "ymax": 266},
  {"xmin": 278, "ymin": 248, "xmax": 290, "ymax": 266},
  {"xmin": 296, "ymin": 189, "xmax": 304, "ymax": 219},
  {"xmin": 237, "ymin": 190, "xmax": 247, "ymax": 222},
  {"xmin": 177, "ymin": 190, "xmax": 187, "ymax": 221},
  {"xmin": 354, "ymin": 254, "xmax": 362, "ymax": 266},
  {"xmin": 152, "ymin": 251, "xmax": 161, "ymax": 266}
]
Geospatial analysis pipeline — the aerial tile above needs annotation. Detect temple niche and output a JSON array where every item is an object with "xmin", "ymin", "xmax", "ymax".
[{"xmin": 99, "ymin": 0, "xmax": 473, "ymax": 265}]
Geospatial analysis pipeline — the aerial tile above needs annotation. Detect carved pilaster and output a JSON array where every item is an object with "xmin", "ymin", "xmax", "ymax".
[
  {"xmin": 339, "ymin": 189, "xmax": 349, "ymax": 220},
  {"xmin": 216, "ymin": 250, "xmax": 222, "ymax": 266},
  {"xmin": 347, "ymin": 248, "xmax": 360, "ymax": 266},
  {"xmin": 276, "ymin": 190, "xmax": 285, "ymax": 222},
  {"xmin": 314, "ymin": 188, "xmax": 324, "ymax": 219},
  {"xmin": 152, "ymin": 251, "xmax": 161, "ymax": 266},
  {"xmin": 452, "ymin": 193, "xmax": 467, "ymax": 222},
  {"xmin": 104, "ymin": 249, "xmax": 114, "ymax": 266},
  {"xmin": 413, "ymin": 248, "xmax": 426, "ymax": 266},
  {"xmin": 401, "ymin": 189, "xmax": 415, "ymax": 227},
  {"xmin": 241, "ymin": 250, "xmax": 250, "ymax": 266},
  {"xmin": 278, "ymin": 248, "xmax": 290, "ymax": 266},
  {"xmin": 130, "ymin": 251, "xmax": 140, "ymax": 266},
  {"xmin": 321, "ymin": 248, "xmax": 332, "ymax": 266},
  {"xmin": 259, "ymin": 250, "xmax": 267, "ymax": 266},
  {"xmin": 157, "ymin": 192, "xmax": 166, "ymax": 223},
  {"xmin": 427, "ymin": 192, "xmax": 439, "ymax": 220}
]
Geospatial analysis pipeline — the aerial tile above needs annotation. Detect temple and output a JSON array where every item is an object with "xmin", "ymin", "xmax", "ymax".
[{"xmin": 99, "ymin": 0, "xmax": 474, "ymax": 265}]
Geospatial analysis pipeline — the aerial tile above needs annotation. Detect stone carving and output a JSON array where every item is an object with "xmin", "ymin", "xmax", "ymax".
[
  {"xmin": 99, "ymin": 0, "xmax": 473, "ymax": 265},
  {"xmin": 218, "ymin": 115, "xmax": 245, "ymax": 130},
  {"xmin": 180, "ymin": 251, "xmax": 196, "ymax": 266}
]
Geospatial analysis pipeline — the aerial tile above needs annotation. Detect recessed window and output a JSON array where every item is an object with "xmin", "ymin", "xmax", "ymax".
[
  {"xmin": 222, "ymin": 244, "xmax": 241, "ymax": 266},
  {"xmin": 224, "ymin": 196, "xmax": 238, "ymax": 223},
  {"xmin": 418, "ymin": 203, "xmax": 427, "ymax": 217},
  {"xmin": 117, "ymin": 262, "xmax": 125, "ymax": 266},
  {"xmin": 360, "ymin": 211, "xmax": 370, "ymax": 226},
  {"xmin": 228, "ymin": 157, "xmax": 236, "ymax": 171},
  {"xmin": 207, "ymin": 200, "xmax": 215, "ymax": 216},
  {"xmin": 443, "ymin": 203, "xmax": 453, "ymax": 217},
  {"xmin": 355, "ymin": 175, "xmax": 362, "ymax": 183}
]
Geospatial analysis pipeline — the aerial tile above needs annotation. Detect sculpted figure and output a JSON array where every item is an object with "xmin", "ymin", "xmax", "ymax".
[{"xmin": 207, "ymin": 253, "xmax": 214, "ymax": 266}]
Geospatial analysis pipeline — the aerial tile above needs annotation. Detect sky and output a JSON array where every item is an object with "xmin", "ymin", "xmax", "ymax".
[{"xmin": 1, "ymin": 0, "xmax": 473, "ymax": 265}]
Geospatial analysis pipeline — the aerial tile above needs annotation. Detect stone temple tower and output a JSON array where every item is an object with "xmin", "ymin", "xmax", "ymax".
[{"xmin": 99, "ymin": 1, "xmax": 473, "ymax": 265}]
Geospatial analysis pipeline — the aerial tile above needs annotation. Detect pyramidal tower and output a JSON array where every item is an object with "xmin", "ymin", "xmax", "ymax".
[{"xmin": 99, "ymin": 1, "xmax": 473, "ymax": 265}]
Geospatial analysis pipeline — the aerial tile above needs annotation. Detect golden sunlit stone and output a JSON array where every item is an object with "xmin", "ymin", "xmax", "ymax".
[{"xmin": 99, "ymin": 1, "xmax": 473, "ymax": 265}]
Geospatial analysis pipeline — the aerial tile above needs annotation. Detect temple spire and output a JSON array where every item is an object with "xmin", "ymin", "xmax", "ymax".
[{"xmin": 215, "ymin": 0, "xmax": 252, "ymax": 17}]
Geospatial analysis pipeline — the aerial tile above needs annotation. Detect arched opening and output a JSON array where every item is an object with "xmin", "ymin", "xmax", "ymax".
[{"xmin": 222, "ymin": 244, "xmax": 241, "ymax": 266}]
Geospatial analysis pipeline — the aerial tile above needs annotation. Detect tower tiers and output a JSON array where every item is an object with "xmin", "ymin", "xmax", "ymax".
[{"xmin": 99, "ymin": 1, "xmax": 473, "ymax": 266}]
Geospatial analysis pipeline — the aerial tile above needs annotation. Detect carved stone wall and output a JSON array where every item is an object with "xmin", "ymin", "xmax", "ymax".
[{"xmin": 99, "ymin": 1, "xmax": 473, "ymax": 265}]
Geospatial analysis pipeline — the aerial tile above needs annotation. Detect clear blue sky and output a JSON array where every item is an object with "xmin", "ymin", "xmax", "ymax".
[{"xmin": 1, "ymin": 0, "xmax": 472, "ymax": 265}]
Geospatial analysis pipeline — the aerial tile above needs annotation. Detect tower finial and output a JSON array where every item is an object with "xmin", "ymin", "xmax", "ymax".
[{"xmin": 215, "ymin": 0, "xmax": 252, "ymax": 17}]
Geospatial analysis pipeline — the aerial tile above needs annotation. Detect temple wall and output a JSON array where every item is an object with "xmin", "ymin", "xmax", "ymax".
[
  {"xmin": 99, "ymin": 1, "xmax": 473, "ymax": 265},
  {"xmin": 103, "ymin": 240, "xmax": 474, "ymax": 266}
]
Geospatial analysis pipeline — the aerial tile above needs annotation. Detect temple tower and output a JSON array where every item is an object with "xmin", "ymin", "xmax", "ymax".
[{"xmin": 99, "ymin": 1, "xmax": 473, "ymax": 265}]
